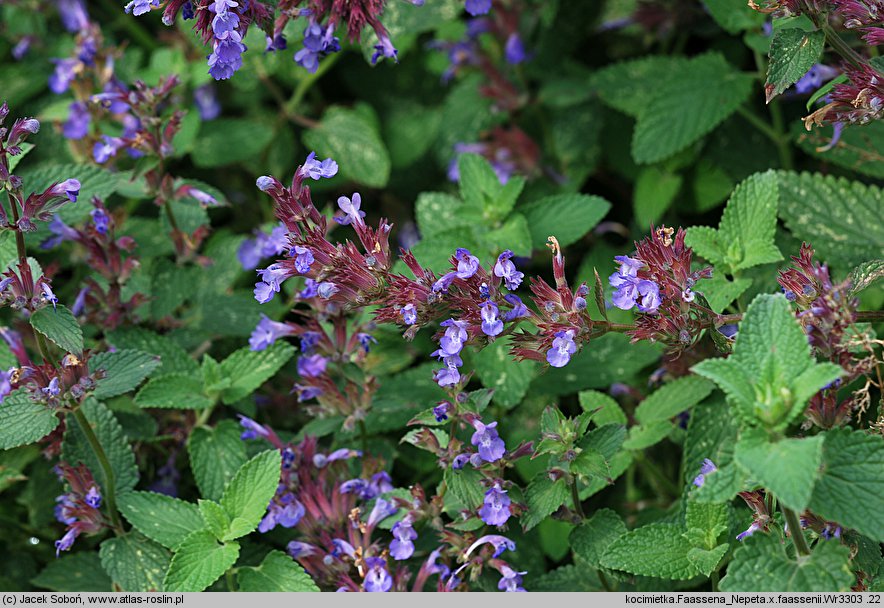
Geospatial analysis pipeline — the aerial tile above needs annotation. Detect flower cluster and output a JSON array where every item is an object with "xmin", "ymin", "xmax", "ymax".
[{"xmin": 53, "ymin": 463, "xmax": 106, "ymax": 556}]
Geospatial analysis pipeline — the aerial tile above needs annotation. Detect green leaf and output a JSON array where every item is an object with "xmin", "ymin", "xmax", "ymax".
[
  {"xmin": 734, "ymin": 431, "xmax": 824, "ymax": 511},
  {"xmin": 415, "ymin": 191, "xmax": 476, "ymax": 240},
  {"xmin": 29, "ymin": 305, "xmax": 83, "ymax": 355},
  {"xmin": 634, "ymin": 167, "xmax": 683, "ymax": 227},
  {"xmin": 192, "ymin": 119, "xmax": 274, "ymax": 168},
  {"xmin": 623, "ymin": 420, "xmax": 673, "ymax": 451},
  {"xmin": 685, "ymin": 398, "xmax": 740, "ymax": 489},
  {"xmin": 32, "ymin": 553, "xmax": 112, "ymax": 592},
  {"xmin": 766, "ymin": 28, "xmax": 825, "ymax": 103},
  {"xmin": 600, "ymin": 524, "xmax": 701, "ymax": 580},
  {"xmin": 0, "ymin": 445, "xmax": 39, "ymax": 492},
  {"xmin": 0, "ymin": 389, "xmax": 60, "ymax": 449},
  {"xmin": 484, "ymin": 212, "xmax": 532, "ymax": 258},
  {"xmin": 63, "ymin": 399, "xmax": 139, "ymax": 494},
  {"xmin": 522, "ymin": 473, "xmax": 569, "ymax": 531},
  {"xmin": 519, "ymin": 193, "xmax": 611, "ymax": 249},
  {"xmin": 99, "ymin": 533, "xmax": 172, "ymax": 591},
  {"xmin": 632, "ymin": 53, "xmax": 754, "ymax": 164},
  {"xmin": 237, "ymin": 550, "xmax": 320, "ymax": 592},
  {"xmin": 20, "ymin": 163, "xmax": 119, "ymax": 222},
  {"xmin": 685, "ymin": 501, "xmax": 729, "ymax": 550},
  {"xmin": 217, "ymin": 342, "xmax": 295, "ymax": 404},
  {"xmin": 703, "ymin": 0, "xmax": 766, "ymax": 33},
  {"xmin": 578, "ymin": 390, "xmax": 627, "ymax": 426},
  {"xmin": 693, "ymin": 294, "xmax": 842, "ymax": 431},
  {"xmin": 528, "ymin": 565, "xmax": 604, "ymax": 592},
  {"xmin": 135, "ymin": 373, "xmax": 212, "ymax": 409},
  {"xmin": 163, "ymin": 529, "xmax": 240, "ymax": 592},
  {"xmin": 777, "ymin": 172, "xmax": 884, "ymax": 267},
  {"xmin": 635, "ymin": 376, "xmax": 714, "ymax": 425},
  {"xmin": 847, "ymin": 259, "xmax": 884, "ymax": 297},
  {"xmin": 686, "ymin": 171, "xmax": 782, "ymax": 272},
  {"xmin": 303, "ymin": 106, "xmax": 391, "ymax": 188},
  {"xmin": 720, "ymin": 533, "xmax": 854, "ymax": 591},
  {"xmin": 469, "ymin": 340, "xmax": 535, "ymax": 408},
  {"xmin": 219, "ymin": 450, "xmax": 282, "ymax": 539},
  {"xmin": 702, "ymin": 274, "xmax": 753, "ymax": 313},
  {"xmin": 458, "ymin": 153, "xmax": 508, "ymax": 220},
  {"xmin": 443, "ymin": 466, "xmax": 485, "ymax": 511},
  {"xmin": 188, "ymin": 420, "xmax": 248, "ymax": 502},
  {"xmin": 89, "ymin": 349, "xmax": 161, "ymax": 400},
  {"xmin": 106, "ymin": 327, "xmax": 199, "ymax": 377},
  {"xmin": 198, "ymin": 499, "xmax": 231, "ymax": 540},
  {"xmin": 592, "ymin": 56, "xmax": 689, "ymax": 118},
  {"xmin": 118, "ymin": 491, "xmax": 205, "ymax": 550},
  {"xmin": 809, "ymin": 428, "xmax": 884, "ymax": 543},
  {"xmin": 570, "ymin": 508, "xmax": 628, "ymax": 569}
]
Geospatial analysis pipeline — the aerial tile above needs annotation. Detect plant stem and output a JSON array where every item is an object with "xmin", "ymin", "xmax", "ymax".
[
  {"xmin": 635, "ymin": 453, "xmax": 680, "ymax": 498},
  {"xmin": 600, "ymin": 311, "xmax": 884, "ymax": 336},
  {"xmin": 782, "ymin": 506, "xmax": 812, "ymax": 556},
  {"xmin": 598, "ymin": 569, "xmax": 613, "ymax": 592},
  {"xmin": 71, "ymin": 408, "xmax": 124, "ymax": 534},
  {"xmin": 711, "ymin": 569, "xmax": 720, "ymax": 592},
  {"xmin": 225, "ymin": 568, "xmax": 237, "ymax": 592},
  {"xmin": 570, "ymin": 478, "xmax": 585, "ymax": 519},
  {"xmin": 358, "ymin": 419, "xmax": 369, "ymax": 455},
  {"xmin": 768, "ymin": 99, "xmax": 795, "ymax": 171},
  {"xmin": 284, "ymin": 52, "xmax": 342, "ymax": 116},
  {"xmin": 737, "ymin": 106, "xmax": 781, "ymax": 144}
]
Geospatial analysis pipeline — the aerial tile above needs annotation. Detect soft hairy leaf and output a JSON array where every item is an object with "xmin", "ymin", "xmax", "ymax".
[
  {"xmin": 528, "ymin": 565, "xmax": 604, "ymax": 591},
  {"xmin": 0, "ymin": 389, "xmax": 59, "ymax": 449},
  {"xmin": 470, "ymin": 340, "xmax": 535, "ymax": 408},
  {"xmin": 601, "ymin": 524, "xmax": 701, "ymax": 580},
  {"xmin": 847, "ymin": 259, "xmax": 884, "ymax": 297},
  {"xmin": 304, "ymin": 106, "xmax": 391, "ymax": 188},
  {"xmin": 198, "ymin": 499, "xmax": 231, "ymax": 540},
  {"xmin": 89, "ymin": 349, "xmax": 161, "ymax": 400},
  {"xmin": 163, "ymin": 529, "xmax": 240, "ymax": 592},
  {"xmin": 444, "ymin": 467, "xmax": 485, "ymax": 511},
  {"xmin": 29, "ymin": 305, "xmax": 83, "ymax": 355},
  {"xmin": 519, "ymin": 193, "xmax": 611, "ymax": 249},
  {"xmin": 192, "ymin": 119, "xmax": 274, "ymax": 168},
  {"xmin": 734, "ymin": 431, "xmax": 824, "ymax": 511},
  {"xmin": 720, "ymin": 533, "xmax": 854, "ymax": 591},
  {"xmin": 522, "ymin": 473, "xmax": 569, "ymax": 531},
  {"xmin": 766, "ymin": 28, "xmax": 825, "ymax": 102},
  {"xmin": 592, "ymin": 56, "xmax": 690, "ymax": 118},
  {"xmin": 777, "ymin": 172, "xmax": 884, "ymax": 266},
  {"xmin": 809, "ymin": 429, "xmax": 884, "ymax": 543},
  {"xmin": 99, "ymin": 533, "xmax": 171, "ymax": 592},
  {"xmin": 188, "ymin": 420, "xmax": 248, "ymax": 502},
  {"xmin": 578, "ymin": 390, "xmax": 627, "ymax": 425},
  {"xmin": 704, "ymin": 0, "xmax": 766, "ymax": 33},
  {"xmin": 63, "ymin": 399, "xmax": 139, "ymax": 494},
  {"xmin": 570, "ymin": 508, "xmax": 628, "ymax": 568},
  {"xmin": 237, "ymin": 550, "xmax": 320, "ymax": 592},
  {"xmin": 693, "ymin": 294, "xmax": 842, "ymax": 431},
  {"xmin": 632, "ymin": 53, "xmax": 754, "ymax": 164},
  {"xmin": 458, "ymin": 153, "xmax": 508, "ymax": 219},
  {"xmin": 31, "ymin": 552, "xmax": 111, "ymax": 592},
  {"xmin": 106, "ymin": 327, "xmax": 199, "ymax": 377},
  {"xmin": 685, "ymin": 398, "xmax": 740, "ymax": 492},
  {"xmin": 21, "ymin": 163, "xmax": 119, "ymax": 222},
  {"xmin": 415, "ymin": 191, "xmax": 475, "ymax": 240},
  {"xmin": 135, "ymin": 373, "xmax": 212, "ymax": 410},
  {"xmin": 217, "ymin": 342, "xmax": 294, "ymax": 404},
  {"xmin": 635, "ymin": 376, "xmax": 714, "ymax": 425},
  {"xmin": 118, "ymin": 491, "xmax": 205, "ymax": 549},
  {"xmin": 623, "ymin": 420, "xmax": 673, "ymax": 451},
  {"xmin": 634, "ymin": 167, "xmax": 683, "ymax": 227},
  {"xmin": 219, "ymin": 450, "xmax": 281, "ymax": 538}
]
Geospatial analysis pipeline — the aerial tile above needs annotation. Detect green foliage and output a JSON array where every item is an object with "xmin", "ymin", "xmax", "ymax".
[
  {"xmin": 0, "ymin": 389, "xmax": 60, "ymax": 449},
  {"xmin": 216, "ymin": 342, "xmax": 294, "ymax": 404},
  {"xmin": 519, "ymin": 193, "xmax": 610, "ymax": 249},
  {"xmin": 163, "ymin": 529, "xmax": 240, "ymax": 592},
  {"xmin": 32, "ymin": 553, "xmax": 112, "ymax": 592},
  {"xmin": 187, "ymin": 420, "xmax": 248, "ymax": 502},
  {"xmin": 304, "ymin": 106, "xmax": 391, "ymax": 187},
  {"xmin": 522, "ymin": 473, "xmax": 569, "ymax": 531},
  {"xmin": 237, "ymin": 551, "xmax": 320, "ymax": 592},
  {"xmin": 766, "ymin": 28, "xmax": 826, "ymax": 102},
  {"xmin": 89, "ymin": 350, "xmax": 161, "ymax": 400},
  {"xmin": 570, "ymin": 508, "xmax": 627, "ymax": 569},
  {"xmin": 29, "ymin": 305, "xmax": 83, "ymax": 355},
  {"xmin": 117, "ymin": 492, "xmax": 205, "ymax": 550},
  {"xmin": 99, "ymin": 533, "xmax": 171, "ymax": 592},
  {"xmin": 192, "ymin": 119, "xmax": 274, "ymax": 169},
  {"xmin": 218, "ymin": 450, "xmax": 282, "ymax": 540}
]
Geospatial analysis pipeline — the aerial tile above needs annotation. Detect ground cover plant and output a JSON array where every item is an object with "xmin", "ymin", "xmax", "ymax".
[{"xmin": 0, "ymin": 0, "xmax": 883, "ymax": 593}]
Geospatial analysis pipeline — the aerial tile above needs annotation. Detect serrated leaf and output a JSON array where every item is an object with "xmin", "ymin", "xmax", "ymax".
[
  {"xmin": 519, "ymin": 193, "xmax": 611, "ymax": 249},
  {"xmin": 163, "ymin": 529, "xmax": 240, "ymax": 592},
  {"xmin": 237, "ymin": 550, "xmax": 320, "ymax": 592},
  {"xmin": 219, "ymin": 450, "xmax": 281, "ymax": 538},
  {"xmin": 443, "ymin": 466, "xmax": 485, "ymax": 511},
  {"xmin": 522, "ymin": 473, "xmax": 569, "ymax": 531},
  {"xmin": 192, "ymin": 119, "xmax": 274, "ymax": 169},
  {"xmin": 570, "ymin": 508, "xmax": 628, "ymax": 569},
  {"xmin": 106, "ymin": 327, "xmax": 199, "ymax": 377},
  {"xmin": 686, "ymin": 501, "xmax": 729, "ymax": 549},
  {"xmin": 63, "ymin": 399, "xmax": 139, "ymax": 494},
  {"xmin": 89, "ymin": 349, "xmax": 161, "ymax": 400},
  {"xmin": 415, "ymin": 191, "xmax": 475, "ymax": 240},
  {"xmin": 135, "ymin": 373, "xmax": 212, "ymax": 409},
  {"xmin": 702, "ymin": 274, "xmax": 753, "ymax": 313},
  {"xmin": 0, "ymin": 389, "xmax": 60, "ymax": 449},
  {"xmin": 635, "ymin": 376, "xmax": 714, "ymax": 425},
  {"xmin": 188, "ymin": 420, "xmax": 248, "ymax": 502},
  {"xmin": 303, "ymin": 106, "xmax": 391, "ymax": 188},
  {"xmin": 685, "ymin": 398, "xmax": 740, "ymax": 489},
  {"xmin": 688, "ymin": 544, "xmax": 729, "ymax": 576},
  {"xmin": 686, "ymin": 171, "xmax": 782, "ymax": 272},
  {"xmin": 704, "ymin": 0, "xmax": 766, "ymax": 33},
  {"xmin": 592, "ymin": 56, "xmax": 690, "ymax": 118},
  {"xmin": 118, "ymin": 491, "xmax": 205, "ymax": 549},
  {"xmin": 847, "ymin": 259, "xmax": 884, "ymax": 297},
  {"xmin": 20, "ymin": 163, "xmax": 119, "ymax": 223},
  {"xmin": 528, "ymin": 564, "xmax": 604, "ymax": 591},
  {"xmin": 484, "ymin": 212, "xmax": 532, "ymax": 258},
  {"xmin": 601, "ymin": 524, "xmax": 701, "ymax": 580},
  {"xmin": 632, "ymin": 53, "xmax": 753, "ymax": 164},
  {"xmin": 198, "ymin": 499, "xmax": 231, "ymax": 539},
  {"xmin": 777, "ymin": 172, "xmax": 884, "ymax": 266},
  {"xmin": 31, "ymin": 552, "xmax": 112, "ymax": 592},
  {"xmin": 29, "ymin": 305, "xmax": 83, "ymax": 355},
  {"xmin": 470, "ymin": 340, "xmax": 534, "ymax": 408},
  {"xmin": 99, "ymin": 533, "xmax": 171, "ymax": 591},
  {"xmin": 734, "ymin": 431, "xmax": 824, "ymax": 511},
  {"xmin": 720, "ymin": 533, "xmax": 854, "ymax": 591},
  {"xmin": 458, "ymin": 153, "xmax": 504, "ymax": 217},
  {"xmin": 692, "ymin": 294, "xmax": 843, "ymax": 431},
  {"xmin": 578, "ymin": 390, "xmax": 627, "ymax": 425},
  {"xmin": 217, "ymin": 342, "xmax": 294, "ymax": 404},
  {"xmin": 623, "ymin": 420, "xmax": 673, "ymax": 450},
  {"xmin": 809, "ymin": 428, "xmax": 884, "ymax": 543},
  {"xmin": 766, "ymin": 28, "xmax": 825, "ymax": 103},
  {"xmin": 634, "ymin": 167, "xmax": 683, "ymax": 227}
]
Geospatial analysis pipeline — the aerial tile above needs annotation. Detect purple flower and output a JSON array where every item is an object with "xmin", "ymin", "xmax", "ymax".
[
  {"xmin": 238, "ymin": 414, "xmax": 270, "ymax": 440},
  {"xmin": 300, "ymin": 331, "xmax": 321, "ymax": 353},
  {"xmin": 90, "ymin": 208, "xmax": 110, "ymax": 234},
  {"xmin": 298, "ymin": 354, "xmax": 327, "ymax": 378},
  {"xmin": 464, "ymin": 0, "xmax": 491, "ymax": 16},
  {"xmin": 124, "ymin": 0, "xmax": 160, "ymax": 16},
  {"xmin": 55, "ymin": 528, "xmax": 79, "ymax": 556},
  {"xmin": 41, "ymin": 284, "xmax": 59, "ymax": 309},
  {"xmin": 292, "ymin": 246, "xmax": 314, "ymax": 274},
  {"xmin": 479, "ymin": 483, "xmax": 511, "ymax": 526},
  {"xmin": 424, "ymin": 548, "xmax": 450, "ymax": 579},
  {"xmin": 504, "ymin": 33, "xmax": 527, "ymax": 64},
  {"xmin": 692, "ymin": 458, "xmax": 717, "ymax": 488},
  {"xmin": 433, "ymin": 353, "xmax": 462, "ymax": 387},
  {"xmin": 49, "ymin": 59, "xmax": 78, "ymax": 94},
  {"xmin": 299, "ymin": 279, "xmax": 319, "ymax": 299},
  {"xmin": 58, "ymin": 0, "xmax": 89, "ymax": 32},
  {"xmin": 736, "ymin": 522, "xmax": 761, "ymax": 541},
  {"xmin": 357, "ymin": 333, "xmax": 376, "ymax": 353},
  {"xmin": 92, "ymin": 136, "xmax": 124, "ymax": 164},
  {"xmin": 363, "ymin": 557, "xmax": 393, "ymax": 592},
  {"xmin": 12, "ymin": 37, "xmax": 32, "ymax": 60},
  {"xmin": 439, "ymin": 319, "xmax": 469, "ymax": 356},
  {"xmin": 40, "ymin": 216, "xmax": 79, "ymax": 250},
  {"xmin": 433, "ymin": 402, "xmax": 450, "ymax": 422},
  {"xmin": 63, "ymin": 102, "xmax": 90, "ymax": 140},
  {"xmin": 84, "ymin": 485, "xmax": 102, "ymax": 509},
  {"xmin": 294, "ymin": 23, "xmax": 340, "ymax": 73},
  {"xmin": 335, "ymin": 193, "xmax": 366, "ymax": 226},
  {"xmin": 822, "ymin": 524, "xmax": 842, "ymax": 540},
  {"xmin": 498, "ymin": 565, "xmax": 527, "ymax": 592},
  {"xmin": 258, "ymin": 494, "xmax": 305, "ymax": 532},
  {"xmin": 470, "ymin": 420, "xmax": 506, "ymax": 462},
  {"xmin": 372, "ymin": 34, "xmax": 398, "ymax": 65},
  {"xmin": 615, "ymin": 255, "xmax": 643, "ymax": 277},
  {"xmin": 455, "ymin": 248, "xmax": 480, "ymax": 279},
  {"xmin": 332, "ymin": 538, "xmax": 357, "ymax": 559},
  {"xmin": 401, "ymin": 303, "xmax": 417, "ymax": 325},
  {"xmin": 254, "ymin": 263, "xmax": 291, "ymax": 303},
  {"xmin": 390, "ymin": 516, "xmax": 418, "ymax": 560},
  {"xmin": 194, "ymin": 84, "xmax": 221, "ymax": 120},
  {"xmin": 480, "ymin": 300, "xmax": 504, "ymax": 336},
  {"xmin": 286, "ymin": 541, "xmax": 317, "ymax": 558},
  {"xmin": 465, "ymin": 534, "xmax": 516, "ymax": 558},
  {"xmin": 635, "ymin": 280, "xmax": 661, "ymax": 313},
  {"xmin": 452, "ymin": 453, "xmax": 470, "ymax": 469},
  {"xmin": 503, "ymin": 294, "xmax": 529, "ymax": 321},
  {"xmin": 208, "ymin": 33, "xmax": 246, "ymax": 81},
  {"xmin": 795, "ymin": 64, "xmax": 840, "ymax": 94},
  {"xmin": 546, "ymin": 329, "xmax": 577, "ymax": 368},
  {"xmin": 317, "ymin": 281, "xmax": 338, "ymax": 299},
  {"xmin": 367, "ymin": 498, "xmax": 398, "ymax": 528},
  {"xmin": 249, "ymin": 315, "xmax": 295, "ymax": 351},
  {"xmin": 299, "ymin": 151, "xmax": 339, "ymax": 180},
  {"xmin": 493, "ymin": 250, "xmax": 523, "ymax": 290}
]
